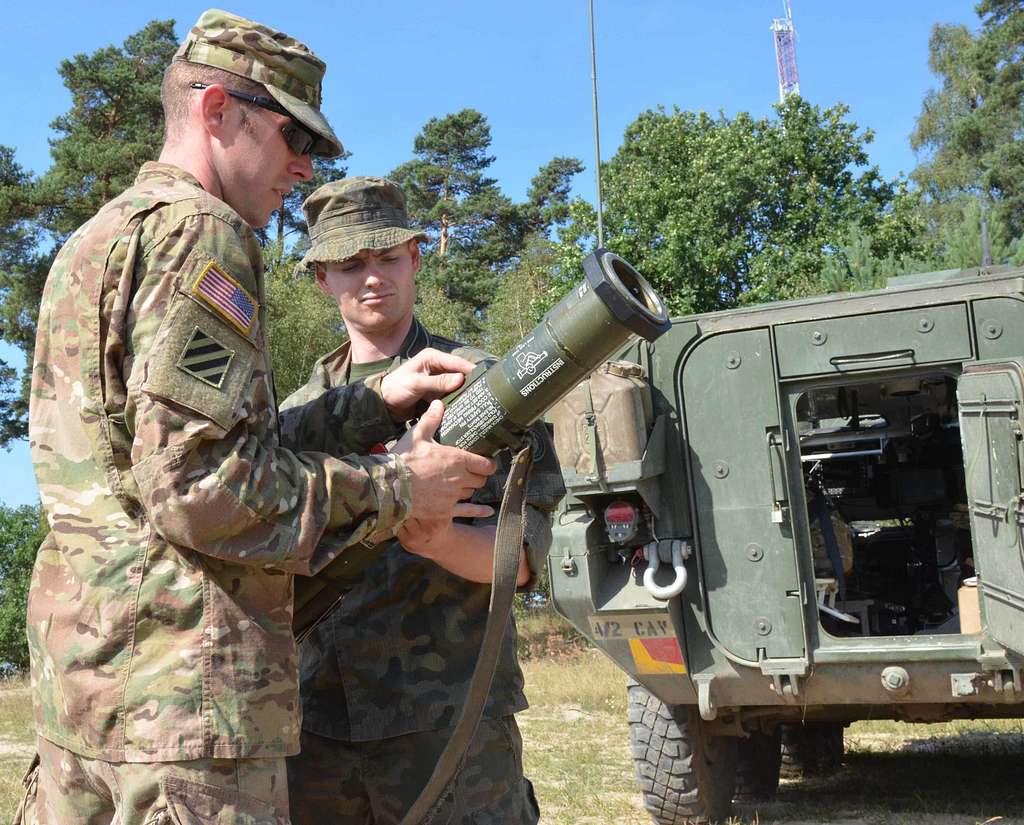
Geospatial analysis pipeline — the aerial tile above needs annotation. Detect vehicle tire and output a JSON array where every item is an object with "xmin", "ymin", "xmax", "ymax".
[
  {"xmin": 627, "ymin": 683, "xmax": 737, "ymax": 824},
  {"xmin": 779, "ymin": 722, "xmax": 844, "ymax": 778},
  {"xmin": 733, "ymin": 728, "xmax": 782, "ymax": 802}
]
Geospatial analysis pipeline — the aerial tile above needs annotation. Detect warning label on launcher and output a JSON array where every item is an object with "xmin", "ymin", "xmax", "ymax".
[
  {"xmin": 439, "ymin": 379, "xmax": 508, "ymax": 451},
  {"xmin": 504, "ymin": 327, "xmax": 565, "ymax": 398}
]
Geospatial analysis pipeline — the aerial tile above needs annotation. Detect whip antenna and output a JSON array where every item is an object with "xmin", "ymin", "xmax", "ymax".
[{"xmin": 589, "ymin": 0, "xmax": 605, "ymax": 247}]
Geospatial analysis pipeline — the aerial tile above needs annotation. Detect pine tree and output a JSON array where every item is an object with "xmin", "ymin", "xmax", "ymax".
[
  {"xmin": 389, "ymin": 110, "xmax": 580, "ymax": 338},
  {"xmin": 35, "ymin": 20, "xmax": 178, "ymax": 236},
  {"xmin": 940, "ymin": 200, "xmax": 1019, "ymax": 268},
  {"xmin": 390, "ymin": 109, "xmax": 511, "ymax": 313},
  {"xmin": 0, "ymin": 21, "xmax": 178, "ymax": 448},
  {"xmin": 0, "ymin": 148, "xmax": 43, "ymax": 445},
  {"xmin": 911, "ymin": 3, "xmax": 1024, "ymax": 236}
]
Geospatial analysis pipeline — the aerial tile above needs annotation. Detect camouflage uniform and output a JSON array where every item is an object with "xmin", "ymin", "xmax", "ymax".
[
  {"xmin": 18, "ymin": 13, "xmax": 401, "ymax": 825},
  {"xmin": 282, "ymin": 317, "xmax": 563, "ymax": 824},
  {"xmin": 281, "ymin": 175, "xmax": 563, "ymax": 824}
]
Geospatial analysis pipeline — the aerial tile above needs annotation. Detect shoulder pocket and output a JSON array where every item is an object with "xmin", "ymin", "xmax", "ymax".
[{"xmin": 142, "ymin": 291, "xmax": 258, "ymax": 430}]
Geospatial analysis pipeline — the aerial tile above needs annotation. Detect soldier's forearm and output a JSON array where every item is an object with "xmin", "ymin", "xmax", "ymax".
[
  {"xmin": 132, "ymin": 414, "xmax": 411, "ymax": 576},
  {"xmin": 400, "ymin": 523, "xmax": 529, "ymax": 586}
]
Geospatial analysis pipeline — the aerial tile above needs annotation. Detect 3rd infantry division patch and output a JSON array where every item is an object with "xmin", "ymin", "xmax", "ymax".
[{"xmin": 177, "ymin": 326, "xmax": 235, "ymax": 389}]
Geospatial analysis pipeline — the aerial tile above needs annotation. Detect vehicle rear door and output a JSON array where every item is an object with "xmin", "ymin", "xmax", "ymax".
[
  {"xmin": 680, "ymin": 328, "xmax": 806, "ymax": 665},
  {"xmin": 958, "ymin": 359, "xmax": 1024, "ymax": 653}
]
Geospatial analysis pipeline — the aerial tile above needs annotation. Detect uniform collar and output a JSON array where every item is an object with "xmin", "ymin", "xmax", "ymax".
[
  {"xmin": 134, "ymin": 162, "xmax": 207, "ymax": 192},
  {"xmin": 314, "ymin": 316, "xmax": 432, "ymax": 388},
  {"xmin": 398, "ymin": 316, "xmax": 430, "ymax": 359}
]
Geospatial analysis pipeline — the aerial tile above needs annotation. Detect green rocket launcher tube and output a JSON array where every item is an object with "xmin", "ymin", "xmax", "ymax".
[
  {"xmin": 437, "ymin": 249, "xmax": 671, "ymax": 456},
  {"xmin": 293, "ymin": 250, "xmax": 668, "ymax": 643}
]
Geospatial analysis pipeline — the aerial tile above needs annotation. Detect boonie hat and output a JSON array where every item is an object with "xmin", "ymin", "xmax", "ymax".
[
  {"xmin": 174, "ymin": 8, "xmax": 343, "ymax": 157},
  {"xmin": 300, "ymin": 177, "xmax": 428, "ymax": 273}
]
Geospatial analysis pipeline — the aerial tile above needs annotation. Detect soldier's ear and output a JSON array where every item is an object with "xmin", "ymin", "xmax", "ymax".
[
  {"xmin": 197, "ymin": 84, "xmax": 232, "ymax": 140},
  {"xmin": 408, "ymin": 240, "xmax": 421, "ymax": 274},
  {"xmin": 314, "ymin": 263, "xmax": 330, "ymax": 294}
]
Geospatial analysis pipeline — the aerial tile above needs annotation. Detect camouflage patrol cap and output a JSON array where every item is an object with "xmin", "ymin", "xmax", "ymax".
[
  {"xmin": 174, "ymin": 8, "xmax": 343, "ymax": 157},
  {"xmin": 300, "ymin": 177, "xmax": 428, "ymax": 273}
]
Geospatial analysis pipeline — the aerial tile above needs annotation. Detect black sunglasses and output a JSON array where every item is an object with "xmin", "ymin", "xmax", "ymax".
[{"xmin": 189, "ymin": 83, "xmax": 318, "ymax": 156}]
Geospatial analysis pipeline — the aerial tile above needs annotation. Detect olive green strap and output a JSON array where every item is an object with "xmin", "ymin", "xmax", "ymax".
[{"xmin": 398, "ymin": 444, "xmax": 533, "ymax": 825}]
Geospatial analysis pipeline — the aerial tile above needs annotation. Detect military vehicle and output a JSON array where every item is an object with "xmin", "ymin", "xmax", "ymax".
[{"xmin": 547, "ymin": 264, "xmax": 1024, "ymax": 823}]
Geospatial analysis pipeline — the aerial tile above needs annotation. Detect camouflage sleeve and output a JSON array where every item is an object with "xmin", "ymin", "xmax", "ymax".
[
  {"xmin": 278, "ymin": 374, "xmax": 402, "ymax": 455},
  {"xmin": 124, "ymin": 211, "xmax": 410, "ymax": 576}
]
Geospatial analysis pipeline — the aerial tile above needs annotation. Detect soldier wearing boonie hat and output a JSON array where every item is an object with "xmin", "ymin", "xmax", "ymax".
[
  {"xmin": 17, "ymin": 13, "xmax": 495, "ymax": 825},
  {"xmin": 279, "ymin": 176, "xmax": 562, "ymax": 823},
  {"xmin": 298, "ymin": 176, "xmax": 428, "ymax": 275}
]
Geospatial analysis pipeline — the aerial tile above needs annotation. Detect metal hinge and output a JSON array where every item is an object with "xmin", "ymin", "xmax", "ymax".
[
  {"xmin": 758, "ymin": 651, "xmax": 808, "ymax": 703},
  {"xmin": 972, "ymin": 499, "xmax": 1009, "ymax": 520}
]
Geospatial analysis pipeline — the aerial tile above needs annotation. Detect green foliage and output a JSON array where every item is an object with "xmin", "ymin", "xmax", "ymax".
[
  {"xmin": 263, "ymin": 247, "xmax": 347, "ymax": 400},
  {"xmin": 414, "ymin": 282, "xmax": 476, "ymax": 345},
  {"xmin": 911, "ymin": 4, "xmax": 1024, "ymax": 235},
  {"xmin": 820, "ymin": 230, "xmax": 895, "ymax": 294},
  {"xmin": 0, "ymin": 148, "xmax": 42, "ymax": 446},
  {"xmin": 486, "ymin": 237, "xmax": 562, "ymax": 356},
  {"xmin": 390, "ymin": 109, "xmax": 510, "ymax": 313},
  {"xmin": 390, "ymin": 110, "xmax": 580, "ymax": 332},
  {"xmin": 940, "ymin": 200, "xmax": 1021, "ymax": 268},
  {"xmin": 38, "ymin": 21, "xmax": 177, "ymax": 235},
  {"xmin": 0, "ymin": 20, "xmax": 178, "ymax": 448},
  {"xmin": 526, "ymin": 156, "xmax": 586, "ymax": 231},
  {"xmin": 824, "ymin": 199, "xmax": 1024, "ymax": 292},
  {"xmin": 552, "ymin": 198, "xmax": 598, "ymax": 293},
  {"xmin": 560, "ymin": 98, "xmax": 921, "ymax": 315},
  {"xmin": 0, "ymin": 505, "xmax": 45, "ymax": 670}
]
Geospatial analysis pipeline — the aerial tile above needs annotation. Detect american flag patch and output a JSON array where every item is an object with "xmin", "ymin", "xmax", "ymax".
[{"xmin": 192, "ymin": 261, "xmax": 258, "ymax": 334}]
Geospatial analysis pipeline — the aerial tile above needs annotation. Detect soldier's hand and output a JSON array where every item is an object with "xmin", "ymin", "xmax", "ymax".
[
  {"xmin": 380, "ymin": 348, "xmax": 477, "ymax": 422},
  {"xmin": 397, "ymin": 516, "xmax": 455, "ymax": 558},
  {"xmin": 392, "ymin": 400, "xmax": 496, "ymax": 521}
]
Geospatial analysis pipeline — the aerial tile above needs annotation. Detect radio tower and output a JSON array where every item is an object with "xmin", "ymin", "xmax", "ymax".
[{"xmin": 770, "ymin": 0, "xmax": 801, "ymax": 103}]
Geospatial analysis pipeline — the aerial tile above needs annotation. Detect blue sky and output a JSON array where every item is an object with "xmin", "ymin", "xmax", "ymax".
[{"xmin": 0, "ymin": 0, "xmax": 980, "ymax": 506}]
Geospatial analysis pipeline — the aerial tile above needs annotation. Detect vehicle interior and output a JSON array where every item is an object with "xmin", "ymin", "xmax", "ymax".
[{"xmin": 792, "ymin": 372, "xmax": 976, "ymax": 638}]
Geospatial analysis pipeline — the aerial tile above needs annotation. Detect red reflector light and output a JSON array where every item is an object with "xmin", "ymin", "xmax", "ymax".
[
  {"xmin": 605, "ymin": 503, "xmax": 635, "ymax": 523},
  {"xmin": 604, "ymin": 500, "xmax": 638, "ymax": 543}
]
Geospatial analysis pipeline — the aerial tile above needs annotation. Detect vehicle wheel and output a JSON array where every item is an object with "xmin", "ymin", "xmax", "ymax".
[
  {"xmin": 627, "ymin": 683, "xmax": 737, "ymax": 824},
  {"xmin": 734, "ymin": 728, "xmax": 782, "ymax": 802},
  {"xmin": 779, "ymin": 722, "xmax": 844, "ymax": 778}
]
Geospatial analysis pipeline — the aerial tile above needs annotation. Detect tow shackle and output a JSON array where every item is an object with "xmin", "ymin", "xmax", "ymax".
[{"xmin": 642, "ymin": 540, "xmax": 691, "ymax": 601}]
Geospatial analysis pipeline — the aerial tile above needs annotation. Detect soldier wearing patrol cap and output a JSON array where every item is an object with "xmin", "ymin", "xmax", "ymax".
[
  {"xmin": 279, "ymin": 177, "xmax": 565, "ymax": 823},
  {"xmin": 16, "ymin": 12, "xmax": 495, "ymax": 825}
]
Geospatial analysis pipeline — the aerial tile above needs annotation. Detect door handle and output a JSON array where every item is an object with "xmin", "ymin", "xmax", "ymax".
[{"xmin": 829, "ymin": 349, "xmax": 915, "ymax": 367}]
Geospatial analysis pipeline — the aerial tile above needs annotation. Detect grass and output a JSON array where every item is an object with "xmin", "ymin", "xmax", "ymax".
[
  {"xmin": 0, "ymin": 678, "xmax": 34, "ymax": 820},
  {"xmin": 521, "ymin": 651, "xmax": 650, "ymax": 824},
  {"xmin": 4, "ymin": 656, "xmax": 1024, "ymax": 824},
  {"xmin": 515, "ymin": 603, "xmax": 591, "ymax": 661},
  {"xmin": 518, "ymin": 651, "xmax": 1024, "ymax": 824}
]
